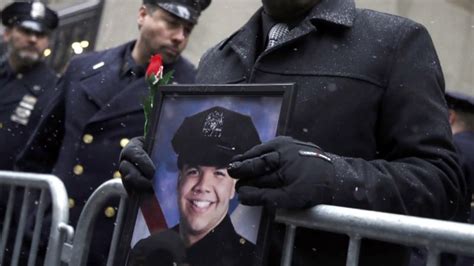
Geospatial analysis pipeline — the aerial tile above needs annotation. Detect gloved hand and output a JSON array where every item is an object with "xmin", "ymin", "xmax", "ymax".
[
  {"xmin": 119, "ymin": 136, "xmax": 155, "ymax": 194},
  {"xmin": 228, "ymin": 136, "xmax": 335, "ymax": 209}
]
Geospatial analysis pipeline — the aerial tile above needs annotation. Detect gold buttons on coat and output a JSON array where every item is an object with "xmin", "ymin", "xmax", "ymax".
[
  {"xmin": 120, "ymin": 138, "xmax": 130, "ymax": 148},
  {"xmin": 68, "ymin": 198, "xmax": 75, "ymax": 208},
  {"xmin": 73, "ymin": 164, "xmax": 84, "ymax": 175},
  {"xmin": 113, "ymin": 170, "xmax": 122, "ymax": 179},
  {"xmin": 239, "ymin": 238, "xmax": 246, "ymax": 245},
  {"xmin": 83, "ymin": 134, "xmax": 94, "ymax": 144},
  {"xmin": 104, "ymin": 207, "xmax": 116, "ymax": 218}
]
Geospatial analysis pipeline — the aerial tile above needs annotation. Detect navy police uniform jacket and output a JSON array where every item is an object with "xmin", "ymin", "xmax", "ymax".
[
  {"xmin": 16, "ymin": 41, "xmax": 196, "ymax": 265},
  {"xmin": 173, "ymin": 215, "xmax": 255, "ymax": 266},
  {"xmin": 196, "ymin": 0, "xmax": 466, "ymax": 265},
  {"xmin": 453, "ymin": 131, "xmax": 474, "ymax": 219},
  {"xmin": 0, "ymin": 57, "xmax": 58, "ymax": 170}
]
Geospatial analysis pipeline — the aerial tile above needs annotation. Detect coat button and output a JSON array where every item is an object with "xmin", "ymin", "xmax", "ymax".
[
  {"xmin": 73, "ymin": 164, "xmax": 84, "ymax": 175},
  {"xmin": 68, "ymin": 198, "xmax": 75, "ymax": 208},
  {"xmin": 239, "ymin": 238, "xmax": 246, "ymax": 245},
  {"xmin": 0, "ymin": 123, "xmax": 3, "ymax": 129},
  {"xmin": 83, "ymin": 134, "xmax": 94, "ymax": 144},
  {"xmin": 113, "ymin": 170, "xmax": 122, "ymax": 179},
  {"xmin": 104, "ymin": 207, "xmax": 116, "ymax": 218},
  {"xmin": 120, "ymin": 138, "xmax": 130, "ymax": 148}
]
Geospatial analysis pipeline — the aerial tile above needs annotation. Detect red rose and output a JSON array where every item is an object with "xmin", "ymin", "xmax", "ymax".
[{"xmin": 146, "ymin": 54, "xmax": 164, "ymax": 85}]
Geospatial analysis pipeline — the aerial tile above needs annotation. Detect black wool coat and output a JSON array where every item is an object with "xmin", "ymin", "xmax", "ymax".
[{"xmin": 196, "ymin": 0, "xmax": 466, "ymax": 265}]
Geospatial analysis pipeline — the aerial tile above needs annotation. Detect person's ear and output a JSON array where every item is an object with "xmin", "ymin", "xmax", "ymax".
[
  {"xmin": 3, "ymin": 27, "xmax": 12, "ymax": 42},
  {"xmin": 137, "ymin": 5, "xmax": 148, "ymax": 29},
  {"xmin": 230, "ymin": 179, "xmax": 236, "ymax": 200},
  {"xmin": 448, "ymin": 109, "xmax": 456, "ymax": 126}
]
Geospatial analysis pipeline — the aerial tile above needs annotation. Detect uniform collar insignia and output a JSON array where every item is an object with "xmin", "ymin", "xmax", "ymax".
[{"xmin": 93, "ymin": 61, "xmax": 105, "ymax": 70}]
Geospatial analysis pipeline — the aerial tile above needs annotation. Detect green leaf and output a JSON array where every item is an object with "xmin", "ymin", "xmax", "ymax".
[{"xmin": 143, "ymin": 70, "xmax": 174, "ymax": 137}]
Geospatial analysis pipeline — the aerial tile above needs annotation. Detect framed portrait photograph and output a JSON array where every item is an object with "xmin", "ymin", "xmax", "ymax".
[{"xmin": 123, "ymin": 84, "xmax": 295, "ymax": 266}]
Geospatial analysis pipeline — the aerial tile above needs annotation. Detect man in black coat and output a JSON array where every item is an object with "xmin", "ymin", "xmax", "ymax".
[
  {"xmin": 15, "ymin": 0, "xmax": 211, "ymax": 265},
  {"xmin": 120, "ymin": 0, "xmax": 467, "ymax": 265},
  {"xmin": 0, "ymin": 2, "xmax": 58, "ymax": 170}
]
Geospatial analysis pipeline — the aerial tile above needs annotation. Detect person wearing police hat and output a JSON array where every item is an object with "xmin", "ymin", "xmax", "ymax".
[
  {"xmin": 446, "ymin": 92, "xmax": 474, "ymax": 221},
  {"xmin": 125, "ymin": 106, "xmax": 258, "ymax": 266},
  {"xmin": 0, "ymin": 1, "xmax": 58, "ymax": 170},
  {"xmin": 14, "ymin": 0, "xmax": 212, "ymax": 265}
]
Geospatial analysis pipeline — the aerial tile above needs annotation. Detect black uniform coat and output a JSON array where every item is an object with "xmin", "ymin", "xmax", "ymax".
[
  {"xmin": 174, "ymin": 215, "xmax": 255, "ymax": 266},
  {"xmin": 196, "ymin": 0, "xmax": 466, "ymax": 265},
  {"xmin": 0, "ymin": 57, "xmax": 57, "ymax": 170},
  {"xmin": 453, "ymin": 131, "xmax": 474, "ymax": 220},
  {"xmin": 16, "ymin": 41, "xmax": 196, "ymax": 265}
]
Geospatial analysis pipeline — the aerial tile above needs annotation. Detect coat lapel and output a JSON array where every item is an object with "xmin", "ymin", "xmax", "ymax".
[
  {"xmin": 77, "ymin": 42, "xmax": 147, "ymax": 124},
  {"xmin": 88, "ymin": 77, "xmax": 147, "ymax": 124}
]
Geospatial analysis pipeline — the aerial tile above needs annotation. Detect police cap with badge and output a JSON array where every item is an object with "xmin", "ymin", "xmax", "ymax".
[
  {"xmin": 172, "ymin": 106, "xmax": 261, "ymax": 169},
  {"xmin": 143, "ymin": 0, "xmax": 211, "ymax": 24},
  {"xmin": 446, "ymin": 91, "xmax": 474, "ymax": 113},
  {"xmin": 1, "ymin": 1, "xmax": 58, "ymax": 33}
]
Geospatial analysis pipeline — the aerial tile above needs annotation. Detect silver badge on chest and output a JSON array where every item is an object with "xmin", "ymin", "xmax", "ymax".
[{"xmin": 11, "ymin": 94, "xmax": 38, "ymax": 126}]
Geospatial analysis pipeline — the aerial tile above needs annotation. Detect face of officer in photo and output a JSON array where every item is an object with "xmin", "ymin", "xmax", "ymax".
[
  {"xmin": 177, "ymin": 164, "xmax": 236, "ymax": 245},
  {"xmin": 3, "ymin": 26, "xmax": 49, "ymax": 68},
  {"xmin": 262, "ymin": 0, "xmax": 320, "ymax": 21},
  {"xmin": 137, "ymin": 5, "xmax": 194, "ymax": 64}
]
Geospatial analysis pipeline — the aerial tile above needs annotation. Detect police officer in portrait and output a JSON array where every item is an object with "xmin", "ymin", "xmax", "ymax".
[
  {"xmin": 0, "ymin": 1, "xmax": 58, "ymax": 170},
  {"xmin": 15, "ymin": 0, "xmax": 212, "ymax": 265},
  {"xmin": 126, "ymin": 106, "xmax": 259, "ymax": 266}
]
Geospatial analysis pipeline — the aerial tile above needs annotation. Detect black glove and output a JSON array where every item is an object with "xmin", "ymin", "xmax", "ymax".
[
  {"xmin": 128, "ymin": 230, "xmax": 187, "ymax": 266},
  {"xmin": 228, "ymin": 136, "xmax": 335, "ymax": 209},
  {"xmin": 119, "ymin": 136, "xmax": 155, "ymax": 194}
]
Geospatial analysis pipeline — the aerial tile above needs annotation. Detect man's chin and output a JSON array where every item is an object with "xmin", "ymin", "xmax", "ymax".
[{"xmin": 17, "ymin": 52, "xmax": 41, "ymax": 65}]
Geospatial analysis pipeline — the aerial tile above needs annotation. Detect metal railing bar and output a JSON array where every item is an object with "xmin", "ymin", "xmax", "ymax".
[
  {"xmin": 70, "ymin": 179, "xmax": 127, "ymax": 266},
  {"xmin": 426, "ymin": 248, "xmax": 440, "ymax": 266},
  {"xmin": 275, "ymin": 205, "xmax": 474, "ymax": 256},
  {"xmin": 0, "ymin": 171, "xmax": 70, "ymax": 266},
  {"xmin": 12, "ymin": 187, "xmax": 32, "ymax": 266},
  {"xmin": 0, "ymin": 186, "xmax": 16, "ymax": 264},
  {"xmin": 106, "ymin": 196, "xmax": 128, "ymax": 266},
  {"xmin": 281, "ymin": 224, "xmax": 296, "ymax": 266},
  {"xmin": 346, "ymin": 235, "xmax": 361, "ymax": 266},
  {"xmin": 28, "ymin": 189, "xmax": 48, "ymax": 266}
]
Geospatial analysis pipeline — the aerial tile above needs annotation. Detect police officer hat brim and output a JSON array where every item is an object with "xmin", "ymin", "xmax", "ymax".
[
  {"xmin": 446, "ymin": 91, "xmax": 474, "ymax": 113},
  {"xmin": 1, "ymin": 2, "xmax": 59, "ymax": 33}
]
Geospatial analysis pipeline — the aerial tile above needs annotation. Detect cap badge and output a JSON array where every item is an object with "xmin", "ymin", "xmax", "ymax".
[
  {"xmin": 31, "ymin": 2, "xmax": 46, "ymax": 19},
  {"xmin": 176, "ymin": 6, "xmax": 191, "ymax": 20},
  {"xmin": 202, "ymin": 110, "xmax": 223, "ymax": 138}
]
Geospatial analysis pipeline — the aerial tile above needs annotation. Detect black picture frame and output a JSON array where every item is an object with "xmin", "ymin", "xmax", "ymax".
[{"xmin": 119, "ymin": 83, "xmax": 296, "ymax": 266}]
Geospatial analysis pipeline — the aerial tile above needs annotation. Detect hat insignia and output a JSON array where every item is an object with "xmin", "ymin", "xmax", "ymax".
[
  {"xmin": 202, "ymin": 110, "xmax": 224, "ymax": 138},
  {"xmin": 176, "ymin": 6, "xmax": 191, "ymax": 20},
  {"xmin": 31, "ymin": 2, "xmax": 46, "ymax": 19}
]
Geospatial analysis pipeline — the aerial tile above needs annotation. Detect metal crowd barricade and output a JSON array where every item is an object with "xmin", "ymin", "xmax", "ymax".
[
  {"xmin": 276, "ymin": 205, "xmax": 474, "ymax": 266},
  {"xmin": 0, "ymin": 171, "xmax": 73, "ymax": 266},
  {"xmin": 65, "ymin": 179, "xmax": 129, "ymax": 266}
]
